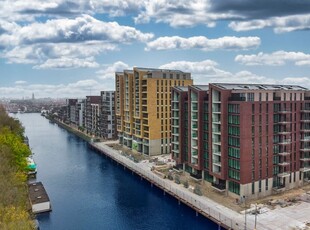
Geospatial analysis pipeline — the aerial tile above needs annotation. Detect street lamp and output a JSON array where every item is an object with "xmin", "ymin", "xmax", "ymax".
[
  {"xmin": 243, "ymin": 195, "xmax": 247, "ymax": 230},
  {"xmin": 254, "ymin": 203, "xmax": 258, "ymax": 230}
]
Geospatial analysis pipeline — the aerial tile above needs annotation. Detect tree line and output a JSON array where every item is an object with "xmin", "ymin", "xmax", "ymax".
[{"xmin": 0, "ymin": 105, "xmax": 34, "ymax": 229}]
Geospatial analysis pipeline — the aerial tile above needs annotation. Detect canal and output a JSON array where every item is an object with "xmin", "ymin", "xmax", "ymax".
[{"xmin": 17, "ymin": 113, "xmax": 218, "ymax": 230}]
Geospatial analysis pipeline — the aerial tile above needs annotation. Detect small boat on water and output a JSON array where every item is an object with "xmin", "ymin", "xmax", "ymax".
[{"xmin": 27, "ymin": 156, "xmax": 37, "ymax": 175}]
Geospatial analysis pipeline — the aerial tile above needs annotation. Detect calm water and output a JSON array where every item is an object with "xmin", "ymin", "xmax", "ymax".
[{"xmin": 17, "ymin": 113, "xmax": 218, "ymax": 230}]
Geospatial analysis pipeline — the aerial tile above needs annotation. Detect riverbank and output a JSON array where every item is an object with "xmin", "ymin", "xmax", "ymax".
[
  {"xmin": 49, "ymin": 117, "xmax": 310, "ymax": 230},
  {"xmin": 0, "ymin": 107, "xmax": 35, "ymax": 229}
]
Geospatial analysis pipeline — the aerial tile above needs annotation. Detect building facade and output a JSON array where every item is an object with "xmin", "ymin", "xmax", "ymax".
[
  {"xmin": 116, "ymin": 67, "xmax": 193, "ymax": 156},
  {"xmin": 85, "ymin": 96, "xmax": 101, "ymax": 136},
  {"xmin": 172, "ymin": 83, "xmax": 310, "ymax": 198},
  {"xmin": 100, "ymin": 91, "xmax": 116, "ymax": 139}
]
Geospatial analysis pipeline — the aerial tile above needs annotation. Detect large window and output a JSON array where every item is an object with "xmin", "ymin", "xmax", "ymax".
[
  {"xmin": 228, "ymin": 115, "xmax": 240, "ymax": 124},
  {"xmin": 228, "ymin": 136, "xmax": 240, "ymax": 147},
  {"xmin": 228, "ymin": 147, "xmax": 240, "ymax": 158},
  {"xmin": 228, "ymin": 169, "xmax": 240, "ymax": 180},
  {"xmin": 229, "ymin": 181, "xmax": 240, "ymax": 195},
  {"xmin": 228, "ymin": 158, "xmax": 240, "ymax": 170},
  {"xmin": 228, "ymin": 104, "xmax": 240, "ymax": 113},
  {"xmin": 228, "ymin": 126, "xmax": 240, "ymax": 136}
]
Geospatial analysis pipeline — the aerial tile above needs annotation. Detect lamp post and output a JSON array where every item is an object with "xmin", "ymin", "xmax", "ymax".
[
  {"xmin": 254, "ymin": 203, "xmax": 258, "ymax": 230},
  {"xmin": 243, "ymin": 195, "xmax": 247, "ymax": 230}
]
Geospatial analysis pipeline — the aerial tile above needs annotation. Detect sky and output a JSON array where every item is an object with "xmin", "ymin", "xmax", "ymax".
[{"xmin": 0, "ymin": 0, "xmax": 310, "ymax": 98}]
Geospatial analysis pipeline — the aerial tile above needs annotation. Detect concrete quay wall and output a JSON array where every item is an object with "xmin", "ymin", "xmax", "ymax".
[{"xmin": 90, "ymin": 142, "xmax": 248, "ymax": 230}]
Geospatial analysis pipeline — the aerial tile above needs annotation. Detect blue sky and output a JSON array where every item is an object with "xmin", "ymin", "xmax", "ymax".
[{"xmin": 1, "ymin": 0, "xmax": 310, "ymax": 98}]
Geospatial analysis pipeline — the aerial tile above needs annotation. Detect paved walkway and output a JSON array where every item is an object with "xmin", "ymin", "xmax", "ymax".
[{"xmin": 93, "ymin": 142, "xmax": 310, "ymax": 230}]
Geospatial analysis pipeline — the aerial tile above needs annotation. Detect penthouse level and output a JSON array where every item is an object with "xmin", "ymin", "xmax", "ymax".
[{"xmin": 172, "ymin": 83, "xmax": 310, "ymax": 199}]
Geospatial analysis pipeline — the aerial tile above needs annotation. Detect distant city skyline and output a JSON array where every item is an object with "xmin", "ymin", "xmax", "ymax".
[{"xmin": 1, "ymin": 0, "xmax": 310, "ymax": 98}]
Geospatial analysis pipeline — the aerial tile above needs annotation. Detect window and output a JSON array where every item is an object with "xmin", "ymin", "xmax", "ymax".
[
  {"xmin": 228, "ymin": 181, "xmax": 240, "ymax": 195},
  {"xmin": 248, "ymin": 93, "xmax": 254, "ymax": 102},
  {"xmin": 228, "ymin": 147, "xmax": 240, "ymax": 158}
]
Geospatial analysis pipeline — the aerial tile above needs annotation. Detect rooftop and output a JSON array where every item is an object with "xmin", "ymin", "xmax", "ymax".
[
  {"xmin": 134, "ymin": 67, "xmax": 188, "ymax": 74},
  {"xmin": 173, "ymin": 86, "xmax": 189, "ymax": 92},
  {"xmin": 212, "ymin": 83, "xmax": 308, "ymax": 91},
  {"xmin": 190, "ymin": 85, "xmax": 209, "ymax": 91},
  {"xmin": 28, "ymin": 182, "xmax": 50, "ymax": 205}
]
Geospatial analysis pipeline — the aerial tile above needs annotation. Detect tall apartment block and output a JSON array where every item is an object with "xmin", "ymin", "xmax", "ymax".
[
  {"xmin": 66, "ymin": 99, "xmax": 85, "ymax": 127},
  {"xmin": 100, "ymin": 91, "xmax": 116, "ymax": 139},
  {"xmin": 172, "ymin": 83, "xmax": 310, "ymax": 198},
  {"xmin": 85, "ymin": 96, "xmax": 101, "ymax": 136},
  {"xmin": 116, "ymin": 67, "xmax": 193, "ymax": 156}
]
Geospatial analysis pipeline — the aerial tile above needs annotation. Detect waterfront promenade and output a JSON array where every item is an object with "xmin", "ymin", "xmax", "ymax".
[{"xmin": 91, "ymin": 142, "xmax": 310, "ymax": 230}]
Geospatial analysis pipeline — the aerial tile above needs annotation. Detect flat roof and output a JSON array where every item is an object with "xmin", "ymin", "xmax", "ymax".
[
  {"xmin": 28, "ymin": 182, "xmax": 50, "ymax": 204},
  {"xmin": 191, "ymin": 85, "xmax": 209, "ymax": 91},
  {"xmin": 134, "ymin": 67, "xmax": 188, "ymax": 74},
  {"xmin": 212, "ymin": 83, "xmax": 308, "ymax": 91},
  {"xmin": 173, "ymin": 86, "xmax": 189, "ymax": 92}
]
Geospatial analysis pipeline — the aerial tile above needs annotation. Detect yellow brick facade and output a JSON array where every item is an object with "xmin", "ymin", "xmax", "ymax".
[{"xmin": 116, "ymin": 67, "xmax": 192, "ymax": 156}]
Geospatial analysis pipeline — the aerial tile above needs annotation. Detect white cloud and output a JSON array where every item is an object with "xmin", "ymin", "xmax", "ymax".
[
  {"xmin": 235, "ymin": 51, "xmax": 310, "ymax": 66},
  {"xmin": 0, "ymin": 79, "xmax": 114, "ymax": 98},
  {"xmin": 96, "ymin": 61, "xmax": 130, "ymax": 79},
  {"xmin": 134, "ymin": 0, "xmax": 232, "ymax": 27},
  {"xmin": 146, "ymin": 36, "xmax": 260, "ymax": 51},
  {"xmin": 159, "ymin": 59, "xmax": 271, "ymax": 85},
  {"xmin": 33, "ymin": 57, "xmax": 99, "ymax": 69},
  {"xmin": 0, "ymin": 15, "xmax": 153, "ymax": 69},
  {"xmin": 15, "ymin": 80, "xmax": 27, "ymax": 85},
  {"xmin": 229, "ymin": 14, "xmax": 310, "ymax": 33}
]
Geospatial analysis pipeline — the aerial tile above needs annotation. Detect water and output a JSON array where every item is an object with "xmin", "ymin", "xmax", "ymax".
[{"xmin": 17, "ymin": 113, "xmax": 219, "ymax": 230}]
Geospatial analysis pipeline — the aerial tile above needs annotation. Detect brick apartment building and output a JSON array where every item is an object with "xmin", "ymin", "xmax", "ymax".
[{"xmin": 172, "ymin": 83, "xmax": 310, "ymax": 198}]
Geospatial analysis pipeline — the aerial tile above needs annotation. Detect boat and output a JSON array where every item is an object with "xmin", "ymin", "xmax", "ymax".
[{"xmin": 27, "ymin": 156, "xmax": 37, "ymax": 175}]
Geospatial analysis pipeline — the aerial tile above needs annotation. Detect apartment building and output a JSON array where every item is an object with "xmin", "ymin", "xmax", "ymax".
[
  {"xmin": 67, "ymin": 99, "xmax": 78, "ymax": 124},
  {"xmin": 85, "ymin": 96, "xmax": 101, "ymax": 136},
  {"xmin": 116, "ymin": 67, "xmax": 193, "ymax": 156},
  {"xmin": 172, "ymin": 83, "xmax": 310, "ymax": 198},
  {"xmin": 100, "ymin": 91, "xmax": 116, "ymax": 139}
]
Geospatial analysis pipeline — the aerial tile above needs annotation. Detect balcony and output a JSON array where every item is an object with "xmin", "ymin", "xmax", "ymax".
[
  {"xmin": 300, "ymin": 148, "xmax": 310, "ymax": 152},
  {"xmin": 212, "ymin": 160, "xmax": 221, "ymax": 167},
  {"xmin": 277, "ymin": 120, "xmax": 291, "ymax": 124},
  {"xmin": 278, "ymin": 139, "xmax": 291, "ymax": 145},
  {"xmin": 213, "ymin": 151, "xmax": 221, "ymax": 156},
  {"xmin": 278, "ymin": 151, "xmax": 291, "ymax": 156},
  {"xmin": 278, "ymin": 162, "xmax": 290, "ymax": 167},
  {"xmin": 301, "ymin": 109, "xmax": 310, "ymax": 113},
  {"xmin": 301, "ymin": 137, "xmax": 310, "ymax": 142},
  {"xmin": 278, "ymin": 131, "xmax": 291, "ymax": 135},
  {"xmin": 278, "ymin": 110, "xmax": 292, "ymax": 114},
  {"xmin": 301, "ymin": 128, "xmax": 310, "ymax": 133},
  {"xmin": 277, "ymin": 172, "xmax": 290, "ymax": 177},
  {"xmin": 300, "ymin": 167, "xmax": 310, "ymax": 172},
  {"xmin": 191, "ymin": 145, "xmax": 198, "ymax": 150},
  {"xmin": 300, "ymin": 157, "xmax": 310, "ymax": 162},
  {"xmin": 211, "ymin": 182, "xmax": 226, "ymax": 192},
  {"xmin": 212, "ymin": 120, "xmax": 221, "ymax": 125},
  {"xmin": 273, "ymin": 183, "xmax": 285, "ymax": 192},
  {"xmin": 301, "ymin": 119, "xmax": 310, "ymax": 123}
]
